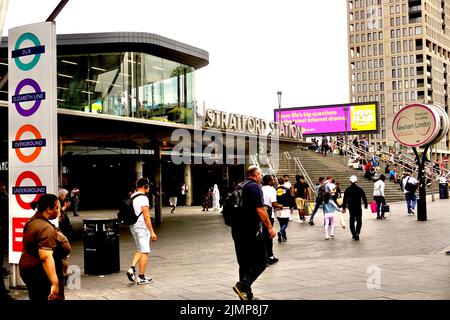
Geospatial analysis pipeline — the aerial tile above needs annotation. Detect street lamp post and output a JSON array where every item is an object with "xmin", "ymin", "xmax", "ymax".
[
  {"xmin": 277, "ymin": 91, "xmax": 282, "ymax": 123},
  {"xmin": 344, "ymin": 107, "xmax": 349, "ymax": 171}
]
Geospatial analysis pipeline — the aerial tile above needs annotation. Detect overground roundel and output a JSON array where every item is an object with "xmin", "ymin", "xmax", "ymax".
[
  {"xmin": 14, "ymin": 171, "xmax": 44, "ymax": 210},
  {"xmin": 13, "ymin": 32, "xmax": 42, "ymax": 71},
  {"xmin": 13, "ymin": 78, "xmax": 44, "ymax": 117},
  {"xmin": 14, "ymin": 124, "xmax": 43, "ymax": 163}
]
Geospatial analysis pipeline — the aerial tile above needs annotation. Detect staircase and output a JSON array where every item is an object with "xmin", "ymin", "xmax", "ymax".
[{"xmin": 275, "ymin": 144, "xmax": 407, "ymax": 203}]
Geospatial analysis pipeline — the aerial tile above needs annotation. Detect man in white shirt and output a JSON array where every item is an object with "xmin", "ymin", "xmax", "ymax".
[
  {"xmin": 402, "ymin": 171, "xmax": 418, "ymax": 215},
  {"xmin": 262, "ymin": 175, "xmax": 282, "ymax": 265},
  {"xmin": 127, "ymin": 178, "xmax": 158, "ymax": 285}
]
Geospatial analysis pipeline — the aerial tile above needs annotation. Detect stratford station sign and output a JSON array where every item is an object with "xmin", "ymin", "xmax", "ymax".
[{"xmin": 204, "ymin": 109, "xmax": 304, "ymax": 141}]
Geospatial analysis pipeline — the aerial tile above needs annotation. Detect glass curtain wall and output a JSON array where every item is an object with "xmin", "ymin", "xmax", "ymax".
[{"xmin": 56, "ymin": 52, "xmax": 196, "ymax": 124}]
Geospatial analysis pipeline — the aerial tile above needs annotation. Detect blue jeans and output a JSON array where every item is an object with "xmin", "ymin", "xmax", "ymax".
[
  {"xmin": 309, "ymin": 202, "xmax": 321, "ymax": 222},
  {"xmin": 405, "ymin": 192, "xmax": 417, "ymax": 213},
  {"xmin": 277, "ymin": 218, "xmax": 289, "ymax": 238}
]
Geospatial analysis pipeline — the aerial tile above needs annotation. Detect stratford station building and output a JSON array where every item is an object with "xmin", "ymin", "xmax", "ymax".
[{"xmin": 0, "ymin": 31, "xmax": 305, "ymax": 224}]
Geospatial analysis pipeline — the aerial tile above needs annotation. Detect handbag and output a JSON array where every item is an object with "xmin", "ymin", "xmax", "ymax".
[
  {"xmin": 382, "ymin": 204, "xmax": 390, "ymax": 213},
  {"xmin": 339, "ymin": 211, "xmax": 346, "ymax": 228},
  {"xmin": 370, "ymin": 201, "xmax": 378, "ymax": 213},
  {"xmin": 336, "ymin": 197, "xmax": 343, "ymax": 207}
]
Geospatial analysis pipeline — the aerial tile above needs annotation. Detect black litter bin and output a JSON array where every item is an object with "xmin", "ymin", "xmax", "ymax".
[
  {"xmin": 83, "ymin": 218, "xmax": 120, "ymax": 275},
  {"xmin": 439, "ymin": 183, "xmax": 449, "ymax": 199}
]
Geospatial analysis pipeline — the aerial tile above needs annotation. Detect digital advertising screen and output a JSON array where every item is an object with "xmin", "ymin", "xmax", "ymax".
[{"xmin": 274, "ymin": 102, "xmax": 379, "ymax": 136}]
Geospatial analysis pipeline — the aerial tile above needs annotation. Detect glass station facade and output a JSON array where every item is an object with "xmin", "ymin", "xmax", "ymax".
[{"xmin": 56, "ymin": 52, "xmax": 196, "ymax": 124}]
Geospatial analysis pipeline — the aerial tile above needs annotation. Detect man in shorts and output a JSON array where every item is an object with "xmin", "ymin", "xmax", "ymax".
[{"xmin": 127, "ymin": 178, "xmax": 158, "ymax": 285}]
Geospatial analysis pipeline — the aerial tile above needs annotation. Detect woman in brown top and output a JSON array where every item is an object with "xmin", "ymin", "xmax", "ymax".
[{"xmin": 19, "ymin": 194, "xmax": 71, "ymax": 301}]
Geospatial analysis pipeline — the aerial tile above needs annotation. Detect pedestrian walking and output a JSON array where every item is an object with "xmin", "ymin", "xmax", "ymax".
[
  {"xmin": 309, "ymin": 177, "xmax": 326, "ymax": 225},
  {"xmin": 70, "ymin": 186, "xmax": 80, "ymax": 217},
  {"xmin": 342, "ymin": 175, "xmax": 368, "ymax": 241},
  {"xmin": 168, "ymin": 181, "xmax": 178, "ymax": 214},
  {"xmin": 322, "ymin": 193, "xmax": 340, "ymax": 240},
  {"xmin": 201, "ymin": 186, "xmax": 212, "ymax": 211},
  {"xmin": 321, "ymin": 136, "xmax": 329, "ymax": 157},
  {"xmin": 212, "ymin": 184, "xmax": 221, "ymax": 211},
  {"xmin": 19, "ymin": 194, "xmax": 71, "ymax": 301},
  {"xmin": 126, "ymin": 178, "xmax": 157, "ymax": 285},
  {"xmin": 58, "ymin": 189, "xmax": 73, "ymax": 240},
  {"xmin": 180, "ymin": 183, "xmax": 188, "ymax": 207},
  {"xmin": 294, "ymin": 175, "xmax": 310, "ymax": 223},
  {"xmin": 402, "ymin": 171, "xmax": 418, "ymax": 215},
  {"xmin": 261, "ymin": 175, "xmax": 282, "ymax": 265},
  {"xmin": 373, "ymin": 174, "xmax": 386, "ymax": 219},
  {"xmin": 276, "ymin": 177, "xmax": 294, "ymax": 243},
  {"xmin": 231, "ymin": 166, "xmax": 276, "ymax": 300}
]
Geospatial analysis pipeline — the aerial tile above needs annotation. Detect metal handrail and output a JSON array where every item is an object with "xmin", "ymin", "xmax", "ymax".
[
  {"xmin": 336, "ymin": 140, "xmax": 449, "ymax": 182},
  {"xmin": 279, "ymin": 151, "xmax": 317, "ymax": 201},
  {"xmin": 293, "ymin": 156, "xmax": 318, "ymax": 201}
]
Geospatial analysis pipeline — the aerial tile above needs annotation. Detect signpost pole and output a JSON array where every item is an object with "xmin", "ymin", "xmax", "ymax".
[
  {"xmin": 430, "ymin": 146, "xmax": 435, "ymax": 202},
  {"xmin": 344, "ymin": 107, "xmax": 348, "ymax": 172},
  {"xmin": 412, "ymin": 146, "xmax": 430, "ymax": 221}
]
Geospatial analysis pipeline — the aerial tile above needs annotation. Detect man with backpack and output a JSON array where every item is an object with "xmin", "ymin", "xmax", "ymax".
[
  {"xmin": 231, "ymin": 166, "xmax": 276, "ymax": 300},
  {"xmin": 308, "ymin": 177, "xmax": 326, "ymax": 226},
  {"xmin": 126, "ymin": 178, "xmax": 157, "ymax": 285},
  {"xmin": 402, "ymin": 171, "xmax": 418, "ymax": 215}
]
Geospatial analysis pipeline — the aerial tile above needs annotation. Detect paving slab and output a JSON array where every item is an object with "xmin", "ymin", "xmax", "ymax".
[{"xmin": 4, "ymin": 195, "xmax": 450, "ymax": 300}]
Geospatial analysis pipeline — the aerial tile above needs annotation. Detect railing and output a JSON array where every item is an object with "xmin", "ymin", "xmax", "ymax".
[
  {"xmin": 281, "ymin": 151, "xmax": 317, "ymax": 201},
  {"xmin": 336, "ymin": 140, "xmax": 449, "ymax": 183}
]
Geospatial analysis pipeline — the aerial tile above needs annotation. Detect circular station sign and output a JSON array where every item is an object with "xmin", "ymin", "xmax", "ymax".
[
  {"xmin": 429, "ymin": 104, "xmax": 450, "ymax": 146},
  {"xmin": 392, "ymin": 103, "xmax": 441, "ymax": 147}
]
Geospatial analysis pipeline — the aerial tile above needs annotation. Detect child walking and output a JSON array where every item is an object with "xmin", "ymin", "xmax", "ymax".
[{"xmin": 322, "ymin": 193, "xmax": 340, "ymax": 240}]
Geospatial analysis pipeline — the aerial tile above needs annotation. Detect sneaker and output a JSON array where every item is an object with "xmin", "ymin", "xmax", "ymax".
[
  {"xmin": 282, "ymin": 236, "xmax": 287, "ymax": 242},
  {"xmin": 446, "ymin": 251, "xmax": 450, "ymax": 255},
  {"xmin": 325, "ymin": 236, "xmax": 329, "ymax": 240},
  {"xmin": 277, "ymin": 232, "xmax": 282, "ymax": 243},
  {"xmin": 73, "ymin": 213, "xmax": 79, "ymax": 217},
  {"xmin": 354, "ymin": 234, "xmax": 360, "ymax": 241},
  {"xmin": 330, "ymin": 235, "xmax": 335, "ymax": 239},
  {"xmin": 309, "ymin": 220, "xmax": 314, "ymax": 226},
  {"xmin": 137, "ymin": 276, "xmax": 153, "ymax": 285},
  {"xmin": 295, "ymin": 219, "xmax": 303, "ymax": 223},
  {"xmin": 268, "ymin": 256, "xmax": 279, "ymax": 264},
  {"xmin": 233, "ymin": 285, "xmax": 251, "ymax": 300},
  {"xmin": 126, "ymin": 268, "xmax": 136, "ymax": 283}
]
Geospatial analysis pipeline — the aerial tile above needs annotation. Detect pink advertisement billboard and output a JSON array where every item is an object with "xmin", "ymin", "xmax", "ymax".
[{"xmin": 274, "ymin": 102, "xmax": 378, "ymax": 136}]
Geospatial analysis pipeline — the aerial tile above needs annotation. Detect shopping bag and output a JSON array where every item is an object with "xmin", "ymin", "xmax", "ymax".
[
  {"xmin": 370, "ymin": 201, "xmax": 378, "ymax": 213},
  {"xmin": 336, "ymin": 197, "xmax": 343, "ymax": 207},
  {"xmin": 382, "ymin": 204, "xmax": 390, "ymax": 213},
  {"xmin": 304, "ymin": 201, "xmax": 315, "ymax": 216},
  {"xmin": 339, "ymin": 211, "xmax": 346, "ymax": 228}
]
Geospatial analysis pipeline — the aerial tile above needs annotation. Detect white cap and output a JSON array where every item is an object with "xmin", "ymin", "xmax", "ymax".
[{"xmin": 350, "ymin": 175, "xmax": 358, "ymax": 183}]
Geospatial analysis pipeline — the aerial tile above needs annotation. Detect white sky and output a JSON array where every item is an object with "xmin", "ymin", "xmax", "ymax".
[{"xmin": 3, "ymin": 0, "xmax": 350, "ymax": 121}]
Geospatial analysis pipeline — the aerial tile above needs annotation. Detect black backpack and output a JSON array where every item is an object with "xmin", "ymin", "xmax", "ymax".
[
  {"xmin": 221, "ymin": 180, "xmax": 251, "ymax": 227},
  {"xmin": 117, "ymin": 194, "xmax": 146, "ymax": 225}
]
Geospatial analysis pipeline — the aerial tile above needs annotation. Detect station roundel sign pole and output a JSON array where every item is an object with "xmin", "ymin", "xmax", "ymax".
[{"xmin": 392, "ymin": 103, "xmax": 449, "ymax": 221}]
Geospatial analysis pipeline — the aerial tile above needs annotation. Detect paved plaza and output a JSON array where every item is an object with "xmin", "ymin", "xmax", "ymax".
[{"xmin": 4, "ymin": 194, "xmax": 450, "ymax": 300}]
